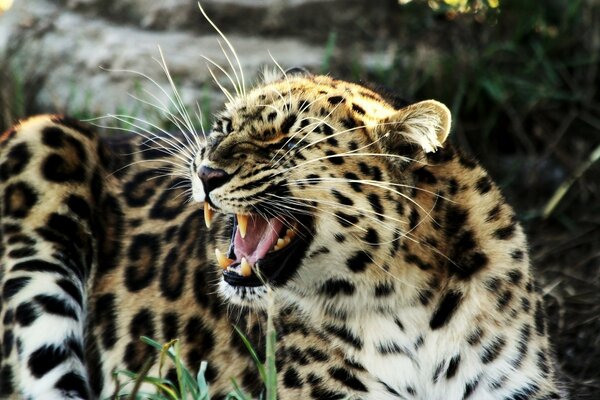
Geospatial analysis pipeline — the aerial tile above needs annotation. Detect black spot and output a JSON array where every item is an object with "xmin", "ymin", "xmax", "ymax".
[
  {"xmin": 267, "ymin": 111, "xmax": 277, "ymax": 122},
  {"xmin": 503, "ymin": 384, "xmax": 540, "ymax": 400},
  {"xmin": 159, "ymin": 248, "xmax": 187, "ymax": 301},
  {"xmin": 475, "ymin": 176, "xmax": 492, "ymax": 194},
  {"xmin": 65, "ymin": 195, "xmax": 91, "ymax": 224},
  {"xmin": 281, "ymin": 114, "xmax": 297, "ymax": 134},
  {"xmin": 327, "ymin": 136, "xmax": 338, "ymax": 146},
  {"xmin": 331, "ymin": 189, "xmax": 353, "ymax": 206},
  {"xmin": 430, "ymin": 291, "xmax": 463, "ymax": 330},
  {"xmin": 521, "ymin": 297, "xmax": 531, "ymax": 313},
  {"xmin": 12, "ymin": 259, "xmax": 67, "ymax": 276},
  {"xmin": 123, "ymin": 170, "xmax": 166, "ymax": 207},
  {"xmin": 125, "ymin": 234, "xmax": 159, "ymax": 292},
  {"xmin": 305, "ymin": 174, "xmax": 320, "ymax": 185},
  {"xmin": 458, "ymin": 154, "xmax": 477, "ymax": 169},
  {"xmin": 374, "ymin": 281, "xmax": 394, "ymax": 297},
  {"xmin": 34, "ymin": 294, "xmax": 78, "ymax": 320},
  {"xmin": 462, "ymin": 376, "xmax": 480, "ymax": 399},
  {"xmin": 55, "ymin": 372, "xmax": 88, "ymax": 398},
  {"xmin": 534, "ymin": 300, "xmax": 546, "ymax": 335},
  {"xmin": 512, "ymin": 324, "xmax": 531, "ymax": 368},
  {"xmin": 310, "ymin": 387, "xmax": 346, "ymax": 400},
  {"xmin": 494, "ymin": 223, "xmax": 516, "ymax": 240},
  {"xmin": 50, "ymin": 116, "xmax": 95, "ymax": 139},
  {"xmin": 335, "ymin": 212, "xmax": 358, "ymax": 227},
  {"xmin": 149, "ymin": 183, "xmax": 186, "ymax": 220},
  {"xmin": 3, "ymin": 277, "xmax": 31, "ymax": 300},
  {"xmin": 56, "ymin": 279, "xmax": 83, "ymax": 308},
  {"xmin": 325, "ymin": 150, "xmax": 344, "ymax": 165},
  {"xmin": 334, "ymin": 233, "xmax": 346, "ymax": 243},
  {"xmin": 408, "ymin": 208, "xmax": 420, "ymax": 231},
  {"xmin": 327, "ymin": 95, "xmax": 345, "ymax": 105},
  {"xmin": 3, "ymin": 330, "xmax": 14, "ymax": 357},
  {"xmin": 28, "ymin": 344, "xmax": 69, "ymax": 378},
  {"xmin": 447, "ymin": 178, "xmax": 459, "ymax": 195},
  {"xmin": 319, "ymin": 279, "xmax": 356, "ymax": 296},
  {"xmin": 405, "ymin": 253, "xmax": 432, "ymax": 271},
  {"xmin": 346, "ymin": 250, "xmax": 371, "ymax": 273},
  {"xmin": 42, "ymin": 126, "xmax": 68, "ymax": 148},
  {"xmin": 306, "ymin": 347, "xmax": 329, "ymax": 362},
  {"xmin": 446, "ymin": 354, "xmax": 461, "ymax": 379},
  {"xmin": 283, "ymin": 367, "xmax": 303, "ymax": 388},
  {"xmin": 344, "ymin": 172, "xmax": 362, "ymax": 192},
  {"xmin": 486, "ymin": 205, "xmax": 502, "ymax": 222},
  {"xmin": 363, "ymin": 228, "xmax": 379, "ymax": 247},
  {"xmin": 511, "ymin": 249, "xmax": 524, "ymax": 262},
  {"xmin": 124, "ymin": 308, "xmax": 156, "ymax": 372},
  {"xmin": 467, "ymin": 327, "xmax": 484, "ymax": 346},
  {"xmin": 432, "ymin": 361, "xmax": 444, "ymax": 383},
  {"xmin": 0, "ymin": 143, "xmax": 31, "ymax": 180},
  {"xmin": 4, "ymin": 181, "xmax": 38, "ymax": 218},
  {"xmin": 328, "ymin": 367, "xmax": 367, "ymax": 391},
  {"xmin": 496, "ymin": 290, "xmax": 513, "ymax": 311},
  {"xmin": 324, "ymin": 324, "xmax": 363, "ymax": 349},
  {"xmin": 7, "ymin": 246, "xmax": 36, "ymax": 258},
  {"xmin": 453, "ymin": 251, "xmax": 489, "ymax": 279},
  {"xmin": 0, "ymin": 365, "xmax": 13, "ymax": 396},
  {"xmin": 414, "ymin": 168, "xmax": 437, "ymax": 184},
  {"xmin": 444, "ymin": 205, "xmax": 468, "ymax": 237},
  {"xmin": 41, "ymin": 146, "xmax": 87, "ymax": 183},
  {"xmin": 376, "ymin": 341, "xmax": 412, "ymax": 357},
  {"xmin": 507, "ymin": 269, "xmax": 523, "ymax": 285},
  {"xmin": 367, "ymin": 193, "xmax": 384, "ymax": 220},
  {"xmin": 185, "ymin": 316, "xmax": 216, "ymax": 355},
  {"xmin": 351, "ymin": 103, "xmax": 366, "ymax": 115},
  {"xmin": 480, "ymin": 336, "xmax": 506, "ymax": 364},
  {"xmin": 94, "ymin": 293, "xmax": 118, "ymax": 349},
  {"xmin": 15, "ymin": 302, "xmax": 38, "ymax": 326}
]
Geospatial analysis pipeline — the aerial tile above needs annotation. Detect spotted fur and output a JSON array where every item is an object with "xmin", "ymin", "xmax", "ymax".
[{"xmin": 0, "ymin": 72, "xmax": 565, "ymax": 399}]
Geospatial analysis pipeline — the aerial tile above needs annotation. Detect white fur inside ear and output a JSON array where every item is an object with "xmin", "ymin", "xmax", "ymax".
[
  {"xmin": 398, "ymin": 100, "xmax": 451, "ymax": 153},
  {"xmin": 262, "ymin": 67, "xmax": 284, "ymax": 84}
]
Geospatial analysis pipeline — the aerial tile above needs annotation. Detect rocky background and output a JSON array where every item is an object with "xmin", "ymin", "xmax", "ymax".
[{"xmin": 1, "ymin": 0, "xmax": 599, "ymax": 398}]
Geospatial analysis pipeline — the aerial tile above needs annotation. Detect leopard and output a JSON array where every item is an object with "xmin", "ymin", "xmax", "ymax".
[{"xmin": 0, "ymin": 69, "xmax": 566, "ymax": 399}]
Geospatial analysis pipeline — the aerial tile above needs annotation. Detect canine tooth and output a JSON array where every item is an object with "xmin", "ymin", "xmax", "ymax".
[
  {"xmin": 284, "ymin": 236, "xmax": 291, "ymax": 245},
  {"xmin": 286, "ymin": 228, "xmax": 295, "ymax": 238},
  {"xmin": 277, "ymin": 238, "xmax": 285, "ymax": 247},
  {"xmin": 240, "ymin": 257, "xmax": 252, "ymax": 277},
  {"xmin": 204, "ymin": 202, "xmax": 213, "ymax": 228},
  {"xmin": 215, "ymin": 248, "xmax": 233, "ymax": 270},
  {"xmin": 237, "ymin": 214, "xmax": 248, "ymax": 238}
]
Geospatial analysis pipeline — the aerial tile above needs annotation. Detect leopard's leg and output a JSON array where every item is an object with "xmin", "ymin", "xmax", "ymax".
[{"xmin": 0, "ymin": 116, "xmax": 103, "ymax": 399}]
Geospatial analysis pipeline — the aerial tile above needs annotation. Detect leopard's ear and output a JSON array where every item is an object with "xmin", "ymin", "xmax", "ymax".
[
  {"xmin": 376, "ymin": 100, "xmax": 451, "ymax": 156},
  {"xmin": 262, "ymin": 66, "xmax": 312, "ymax": 84}
]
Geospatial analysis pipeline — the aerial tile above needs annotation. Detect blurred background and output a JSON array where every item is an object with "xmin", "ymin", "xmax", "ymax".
[{"xmin": 1, "ymin": 0, "xmax": 599, "ymax": 398}]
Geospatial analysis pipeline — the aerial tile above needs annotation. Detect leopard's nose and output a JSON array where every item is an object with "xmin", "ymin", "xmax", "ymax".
[{"xmin": 198, "ymin": 166, "xmax": 231, "ymax": 196}]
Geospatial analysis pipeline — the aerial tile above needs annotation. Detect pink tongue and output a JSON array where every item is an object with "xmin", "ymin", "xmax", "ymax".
[{"xmin": 234, "ymin": 216, "xmax": 284, "ymax": 264}]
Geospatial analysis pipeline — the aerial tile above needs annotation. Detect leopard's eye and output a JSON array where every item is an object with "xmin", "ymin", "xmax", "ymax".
[{"xmin": 285, "ymin": 139, "xmax": 299, "ymax": 151}]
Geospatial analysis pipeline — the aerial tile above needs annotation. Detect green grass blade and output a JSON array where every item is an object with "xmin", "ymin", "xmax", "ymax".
[{"xmin": 232, "ymin": 325, "xmax": 267, "ymax": 383}]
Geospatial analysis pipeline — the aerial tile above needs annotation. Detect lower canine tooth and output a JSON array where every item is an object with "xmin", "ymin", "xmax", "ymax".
[
  {"xmin": 215, "ymin": 248, "xmax": 233, "ymax": 269},
  {"xmin": 277, "ymin": 238, "xmax": 285, "ymax": 247},
  {"xmin": 204, "ymin": 202, "xmax": 213, "ymax": 228},
  {"xmin": 240, "ymin": 257, "xmax": 252, "ymax": 277}
]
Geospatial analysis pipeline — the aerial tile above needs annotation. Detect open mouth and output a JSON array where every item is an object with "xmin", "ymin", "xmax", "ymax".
[{"xmin": 205, "ymin": 203, "xmax": 311, "ymax": 287}]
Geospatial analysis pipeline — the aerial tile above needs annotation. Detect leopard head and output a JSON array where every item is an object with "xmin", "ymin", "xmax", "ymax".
[{"xmin": 190, "ymin": 71, "xmax": 451, "ymax": 309}]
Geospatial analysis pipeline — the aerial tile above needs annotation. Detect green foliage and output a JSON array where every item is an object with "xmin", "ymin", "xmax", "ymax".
[{"xmin": 113, "ymin": 322, "xmax": 278, "ymax": 400}]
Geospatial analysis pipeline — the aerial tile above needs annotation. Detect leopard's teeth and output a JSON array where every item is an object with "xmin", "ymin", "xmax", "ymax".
[
  {"xmin": 215, "ymin": 248, "xmax": 233, "ymax": 270},
  {"xmin": 286, "ymin": 228, "xmax": 296, "ymax": 239},
  {"xmin": 237, "ymin": 214, "xmax": 248, "ymax": 238},
  {"xmin": 204, "ymin": 202, "xmax": 213, "ymax": 228},
  {"xmin": 240, "ymin": 257, "xmax": 252, "ymax": 277}
]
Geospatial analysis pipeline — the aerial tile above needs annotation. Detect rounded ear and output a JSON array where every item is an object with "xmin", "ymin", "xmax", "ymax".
[
  {"xmin": 262, "ymin": 66, "xmax": 312, "ymax": 84},
  {"xmin": 377, "ymin": 100, "xmax": 452, "ymax": 155}
]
